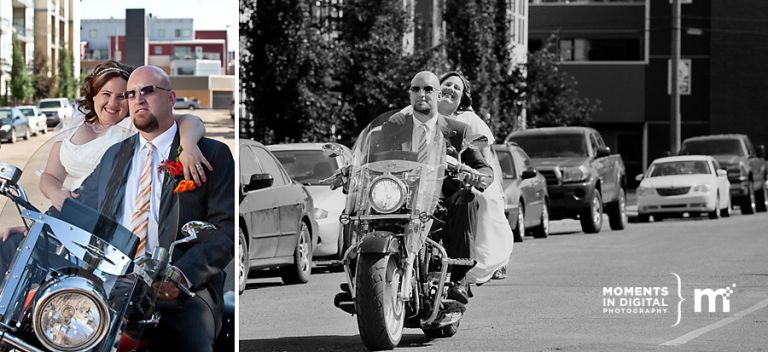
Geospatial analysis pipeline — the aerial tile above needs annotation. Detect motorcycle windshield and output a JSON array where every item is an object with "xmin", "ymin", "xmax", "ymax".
[
  {"xmin": 349, "ymin": 112, "xmax": 446, "ymax": 217},
  {"xmin": 0, "ymin": 124, "xmax": 176, "ymax": 351}
]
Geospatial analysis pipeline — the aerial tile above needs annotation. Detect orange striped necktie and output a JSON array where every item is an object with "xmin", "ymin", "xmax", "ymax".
[{"xmin": 131, "ymin": 142, "xmax": 155, "ymax": 257}]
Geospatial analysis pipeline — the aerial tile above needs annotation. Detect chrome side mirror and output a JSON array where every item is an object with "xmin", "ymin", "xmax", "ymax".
[
  {"xmin": 322, "ymin": 143, "xmax": 352, "ymax": 166},
  {"xmin": 635, "ymin": 174, "xmax": 644, "ymax": 182},
  {"xmin": 462, "ymin": 134, "xmax": 489, "ymax": 152}
]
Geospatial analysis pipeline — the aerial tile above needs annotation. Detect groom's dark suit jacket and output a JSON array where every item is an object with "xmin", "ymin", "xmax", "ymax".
[{"xmin": 75, "ymin": 131, "xmax": 235, "ymax": 322}]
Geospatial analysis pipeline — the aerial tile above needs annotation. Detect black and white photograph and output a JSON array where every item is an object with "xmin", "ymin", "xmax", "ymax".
[{"xmin": 240, "ymin": 0, "xmax": 768, "ymax": 351}]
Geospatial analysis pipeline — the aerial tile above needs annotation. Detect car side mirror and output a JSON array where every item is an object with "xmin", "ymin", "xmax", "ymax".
[
  {"xmin": 596, "ymin": 147, "xmax": 611, "ymax": 158},
  {"xmin": 521, "ymin": 170, "xmax": 537, "ymax": 180},
  {"xmin": 635, "ymin": 174, "xmax": 644, "ymax": 182},
  {"xmin": 716, "ymin": 169, "xmax": 727, "ymax": 177},
  {"xmin": 756, "ymin": 145, "xmax": 765, "ymax": 158},
  {"xmin": 243, "ymin": 173, "xmax": 273, "ymax": 193},
  {"xmin": 321, "ymin": 143, "xmax": 352, "ymax": 166},
  {"xmin": 462, "ymin": 134, "xmax": 489, "ymax": 153}
]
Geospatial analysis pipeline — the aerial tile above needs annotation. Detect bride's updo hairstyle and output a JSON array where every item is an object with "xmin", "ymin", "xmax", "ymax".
[{"xmin": 77, "ymin": 60, "xmax": 134, "ymax": 123}]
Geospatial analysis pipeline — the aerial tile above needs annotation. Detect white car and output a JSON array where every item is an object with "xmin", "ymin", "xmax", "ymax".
[
  {"xmin": 37, "ymin": 98, "xmax": 74, "ymax": 128},
  {"xmin": 18, "ymin": 106, "xmax": 48, "ymax": 135},
  {"xmin": 636, "ymin": 155, "xmax": 731, "ymax": 222},
  {"xmin": 267, "ymin": 143, "xmax": 351, "ymax": 262}
]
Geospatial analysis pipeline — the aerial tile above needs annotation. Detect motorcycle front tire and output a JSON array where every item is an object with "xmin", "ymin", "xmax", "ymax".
[{"xmin": 355, "ymin": 253, "xmax": 405, "ymax": 350}]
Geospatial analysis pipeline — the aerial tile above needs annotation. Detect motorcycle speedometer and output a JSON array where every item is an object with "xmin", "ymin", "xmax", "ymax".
[
  {"xmin": 33, "ymin": 275, "xmax": 110, "ymax": 352},
  {"xmin": 368, "ymin": 175, "xmax": 407, "ymax": 214}
]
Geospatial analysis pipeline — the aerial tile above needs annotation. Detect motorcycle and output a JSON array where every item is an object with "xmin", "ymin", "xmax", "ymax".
[
  {"xmin": 323, "ymin": 112, "xmax": 490, "ymax": 350},
  {"xmin": 0, "ymin": 126, "xmax": 233, "ymax": 351}
]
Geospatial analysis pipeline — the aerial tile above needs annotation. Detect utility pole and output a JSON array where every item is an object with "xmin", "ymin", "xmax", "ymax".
[{"xmin": 670, "ymin": 0, "xmax": 681, "ymax": 154}]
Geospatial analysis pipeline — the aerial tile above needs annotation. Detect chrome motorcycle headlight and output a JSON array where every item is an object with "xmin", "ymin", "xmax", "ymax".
[
  {"xmin": 33, "ymin": 276, "xmax": 110, "ymax": 352},
  {"xmin": 368, "ymin": 175, "xmax": 407, "ymax": 214}
]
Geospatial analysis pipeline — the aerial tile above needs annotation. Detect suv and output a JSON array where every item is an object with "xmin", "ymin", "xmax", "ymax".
[
  {"xmin": 174, "ymin": 97, "xmax": 199, "ymax": 110},
  {"xmin": 679, "ymin": 134, "xmax": 768, "ymax": 213},
  {"xmin": 37, "ymin": 98, "xmax": 73, "ymax": 128}
]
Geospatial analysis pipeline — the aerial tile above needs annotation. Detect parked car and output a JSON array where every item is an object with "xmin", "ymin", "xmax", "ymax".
[
  {"xmin": 238, "ymin": 140, "xmax": 319, "ymax": 294},
  {"xmin": 506, "ymin": 127, "xmax": 627, "ymax": 234},
  {"xmin": 636, "ymin": 155, "xmax": 731, "ymax": 222},
  {"xmin": 230, "ymin": 99, "xmax": 235, "ymax": 119},
  {"xmin": 678, "ymin": 134, "xmax": 767, "ymax": 214},
  {"xmin": 268, "ymin": 143, "xmax": 352, "ymax": 264},
  {"xmin": 174, "ymin": 97, "xmax": 199, "ymax": 110},
  {"xmin": 0, "ymin": 107, "xmax": 31, "ymax": 143},
  {"xmin": 37, "ymin": 97, "xmax": 73, "ymax": 128},
  {"xmin": 494, "ymin": 143, "xmax": 549, "ymax": 242},
  {"xmin": 17, "ymin": 105, "xmax": 47, "ymax": 135}
]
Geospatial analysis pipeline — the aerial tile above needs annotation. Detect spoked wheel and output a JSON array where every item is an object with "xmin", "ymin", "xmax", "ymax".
[
  {"xmin": 580, "ymin": 191, "xmax": 603, "ymax": 234},
  {"xmin": 238, "ymin": 228, "xmax": 248, "ymax": 294},
  {"xmin": 280, "ymin": 222, "xmax": 312, "ymax": 284},
  {"xmin": 513, "ymin": 203, "xmax": 524, "ymax": 243},
  {"xmin": 532, "ymin": 201, "xmax": 549, "ymax": 238},
  {"xmin": 355, "ymin": 254, "xmax": 405, "ymax": 350}
]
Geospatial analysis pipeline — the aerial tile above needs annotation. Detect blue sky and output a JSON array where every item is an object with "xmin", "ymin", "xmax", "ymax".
[{"xmin": 80, "ymin": 0, "xmax": 238, "ymax": 51}]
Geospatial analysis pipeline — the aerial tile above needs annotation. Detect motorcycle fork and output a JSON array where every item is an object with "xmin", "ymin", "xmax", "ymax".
[{"xmin": 421, "ymin": 237, "xmax": 450, "ymax": 326}]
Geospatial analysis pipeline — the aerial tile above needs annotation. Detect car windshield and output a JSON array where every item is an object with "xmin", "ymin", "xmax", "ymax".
[
  {"xmin": 272, "ymin": 149, "xmax": 339, "ymax": 186},
  {"xmin": 679, "ymin": 139, "xmax": 747, "ymax": 156},
  {"xmin": 38, "ymin": 101, "xmax": 62, "ymax": 108},
  {"xmin": 496, "ymin": 149, "xmax": 517, "ymax": 178},
  {"xmin": 508, "ymin": 133, "xmax": 588, "ymax": 158},
  {"xmin": 648, "ymin": 160, "xmax": 711, "ymax": 177},
  {"xmin": 19, "ymin": 108, "xmax": 33, "ymax": 116}
]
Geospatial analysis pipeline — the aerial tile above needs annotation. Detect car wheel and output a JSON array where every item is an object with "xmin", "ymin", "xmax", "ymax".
[
  {"xmin": 238, "ymin": 228, "xmax": 248, "ymax": 295},
  {"xmin": 189, "ymin": 105, "xmax": 196, "ymax": 110},
  {"xmin": 532, "ymin": 201, "xmax": 549, "ymax": 239},
  {"xmin": 23, "ymin": 127, "xmax": 30, "ymax": 140},
  {"xmin": 9, "ymin": 128, "xmax": 16, "ymax": 143},
  {"xmin": 721, "ymin": 198, "xmax": 731, "ymax": 217},
  {"xmin": 513, "ymin": 202, "xmax": 524, "ymax": 243},
  {"xmin": 607, "ymin": 187, "xmax": 627, "ymax": 231},
  {"xmin": 708, "ymin": 196, "xmax": 721, "ymax": 219},
  {"xmin": 281, "ymin": 221, "xmax": 313, "ymax": 284},
  {"xmin": 580, "ymin": 190, "xmax": 603, "ymax": 234},
  {"xmin": 755, "ymin": 184, "xmax": 768, "ymax": 212},
  {"xmin": 741, "ymin": 183, "xmax": 756, "ymax": 215}
]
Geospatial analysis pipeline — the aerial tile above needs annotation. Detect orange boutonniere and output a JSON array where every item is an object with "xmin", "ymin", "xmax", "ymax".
[{"xmin": 159, "ymin": 146, "xmax": 198, "ymax": 193}]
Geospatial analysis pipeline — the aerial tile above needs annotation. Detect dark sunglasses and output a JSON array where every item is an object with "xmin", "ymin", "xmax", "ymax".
[
  {"xmin": 123, "ymin": 85, "xmax": 172, "ymax": 100},
  {"xmin": 409, "ymin": 86, "xmax": 437, "ymax": 94}
]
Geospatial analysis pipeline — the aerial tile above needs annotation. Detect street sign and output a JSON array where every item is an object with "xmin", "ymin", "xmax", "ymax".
[{"xmin": 668, "ymin": 58, "xmax": 691, "ymax": 95}]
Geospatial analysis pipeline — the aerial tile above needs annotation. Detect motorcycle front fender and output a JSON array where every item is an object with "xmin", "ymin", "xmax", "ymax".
[{"xmin": 357, "ymin": 231, "xmax": 402, "ymax": 255}]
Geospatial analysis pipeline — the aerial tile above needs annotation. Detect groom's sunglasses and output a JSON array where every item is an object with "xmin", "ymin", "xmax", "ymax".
[{"xmin": 123, "ymin": 85, "xmax": 172, "ymax": 100}]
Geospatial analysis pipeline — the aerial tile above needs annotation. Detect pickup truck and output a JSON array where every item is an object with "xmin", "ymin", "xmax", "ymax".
[
  {"xmin": 678, "ymin": 134, "xmax": 768, "ymax": 214},
  {"xmin": 506, "ymin": 127, "xmax": 627, "ymax": 233}
]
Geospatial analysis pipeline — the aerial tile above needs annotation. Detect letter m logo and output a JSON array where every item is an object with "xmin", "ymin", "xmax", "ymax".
[{"xmin": 694, "ymin": 288, "xmax": 730, "ymax": 313}]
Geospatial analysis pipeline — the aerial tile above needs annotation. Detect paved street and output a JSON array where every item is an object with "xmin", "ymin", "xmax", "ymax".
[{"xmin": 240, "ymin": 211, "xmax": 768, "ymax": 351}]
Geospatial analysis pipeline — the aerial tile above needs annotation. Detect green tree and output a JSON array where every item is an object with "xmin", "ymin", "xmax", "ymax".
[
  {"xmin": 32, "ymin": 51, "xmax": 54, "ymax": 100},
  {"xmin": 10, "ymin": 35, "xmax": 34, "ymax": 105},
  {"xmin": 57, "ymin": 51, "xmax": 75, "ymax": 99},
  {"xmin": 525, "ymin": 35, "xmax": 600, "ymax": 128}
]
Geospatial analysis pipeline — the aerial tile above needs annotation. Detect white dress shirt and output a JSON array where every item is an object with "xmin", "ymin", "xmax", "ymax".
[
  {"xmin": 120, "ymin": 122, "xmax": 178, "ymax": 254},
  {"xmin": 411, "ymin": 114, "xmax": 439, "ymax": 152}
]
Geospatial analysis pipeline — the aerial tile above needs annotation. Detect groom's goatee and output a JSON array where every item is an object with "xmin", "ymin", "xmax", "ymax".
[{"xmin": 134, "ymin": 111, "xmax": 159, "ymax": 133}]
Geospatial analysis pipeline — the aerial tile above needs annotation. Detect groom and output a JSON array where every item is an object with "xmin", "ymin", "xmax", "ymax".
[{"xmin": 75, "ymin": 65, "xmax": 234, "ymax": 351}]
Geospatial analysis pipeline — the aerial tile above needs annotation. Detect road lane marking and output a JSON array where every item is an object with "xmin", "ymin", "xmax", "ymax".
[{"xmin": 660, "ymin": 296, "xmax": 768, "ymax": 346}]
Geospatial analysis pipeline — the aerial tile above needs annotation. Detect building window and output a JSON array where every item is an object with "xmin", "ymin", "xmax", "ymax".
[
  {"xmin": 154, "ymin": 46, "xmax": 162, "ymax": 54},
  {"xmin": 174, "ymin": 46, "xmax": 192, "ymax": 59},
  {"xmin": 175, "ymin": 28, "xmax": 192, "ymax": 38},
  {"xmin": 558, "ymin": 37, "xmax": 641, "ymax": 61},
  {"xmin": 89, "ymin": 29, "xmax": 97, "ymax": 39}
]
